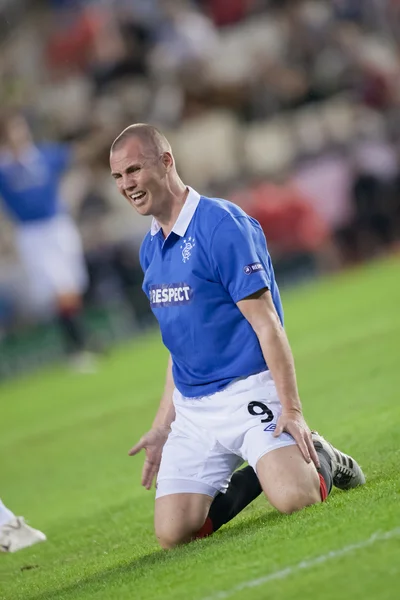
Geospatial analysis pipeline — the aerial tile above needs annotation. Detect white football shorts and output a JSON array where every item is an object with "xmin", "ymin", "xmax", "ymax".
[
  {"xmin": 156, "ymin": 370, "xmax": 296, "ymax": 498},
  {"xmin": 16, "ymin": 214, "xmax": 88, "ymax": 310}
]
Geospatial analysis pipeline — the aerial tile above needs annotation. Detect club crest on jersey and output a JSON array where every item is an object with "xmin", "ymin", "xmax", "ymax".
[
  {"xmin": 149, "ymin": 283, "xmax": 193, "ymax": 307},
  {"xmin": 180, "ymin": 237, "xmax": 196, "ymax": 263},
  {"xmin": 243, "ymin": 262, "xmax": 264, "ymax": 275}
]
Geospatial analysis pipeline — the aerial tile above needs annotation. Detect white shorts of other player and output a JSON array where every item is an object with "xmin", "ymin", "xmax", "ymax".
[
  {"xmin": 16, "ymin": 214, "xmax": 88, "ymax": 310},
  {"xmin": 156, "ymin": 370, "xmax": 296, "ymax": 499}
]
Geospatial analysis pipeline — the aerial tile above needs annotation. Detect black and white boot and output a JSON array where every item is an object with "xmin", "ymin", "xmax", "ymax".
[{"xmin": 312, "ymin": 432, "xmax": 366, "ymax": 490}]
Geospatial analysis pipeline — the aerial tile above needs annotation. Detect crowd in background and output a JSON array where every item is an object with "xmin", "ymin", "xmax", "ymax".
[{"xmin": 1, "ymin": 0, "xmax": 400, "ymax": 339}]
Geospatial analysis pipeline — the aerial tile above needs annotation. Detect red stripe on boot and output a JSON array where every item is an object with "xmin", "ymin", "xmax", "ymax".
[
  {"xmin": 319, "ymin": 472, "xmax": 328, "ymax": 502},
  {"xmin": 194, "ymin": 517, "xmax": 214, "ymax": 539}
]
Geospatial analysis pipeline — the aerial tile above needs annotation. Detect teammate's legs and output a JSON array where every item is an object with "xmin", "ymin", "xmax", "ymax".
[
  {"xmin": 17, "ymin": 216, "xmax": 92, "ymax": 364},
  {"xmin": 56, "ymin": 293, "xmax": 87, "ymax": 355},
  {"xmin": 0, "ymin": 498, "xmax": 46, "ymax": 553},
  {"xmin": 51, "ymin": 216, "xmax": 92, "ymax": 361},
  {"xmin": 0, "ymin": 499, "xmax": 15, "ymax": 526}
]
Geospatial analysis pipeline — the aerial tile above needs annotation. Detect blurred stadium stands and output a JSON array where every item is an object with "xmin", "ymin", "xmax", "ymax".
[{"xmin": 1, "ymin": 0, "xmax": 400, "ymax": 376}]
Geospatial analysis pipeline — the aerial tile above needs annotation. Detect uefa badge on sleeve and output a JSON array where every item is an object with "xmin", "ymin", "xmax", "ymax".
[{"xmin": 243, "ymin": 262, "xmax": 264, "ymax": 275}]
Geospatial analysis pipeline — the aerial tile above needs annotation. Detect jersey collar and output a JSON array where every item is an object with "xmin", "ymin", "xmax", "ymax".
[{"xmin": 150, "ymin": 186, "xmax": 201, "ymax": 238}]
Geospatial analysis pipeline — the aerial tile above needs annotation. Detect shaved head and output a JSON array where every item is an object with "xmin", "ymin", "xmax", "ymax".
[
  {"xmin": 109, "ymin": 122, "xmax": 187, "ymax": 228},
  {"xmin": 110, "ymin": 123, "xmax": 171, "ymax": 159}
]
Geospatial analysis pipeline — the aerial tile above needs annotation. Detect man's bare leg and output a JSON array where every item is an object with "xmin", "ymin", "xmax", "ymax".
[{"xmin": 155, "ymin": 493, "xmax": 213, "ymax": 549}]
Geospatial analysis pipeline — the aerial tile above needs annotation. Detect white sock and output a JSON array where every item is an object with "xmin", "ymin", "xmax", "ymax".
[{"xmin": 0, "ymin": 498, "xmax": 16, "ymax": 526}]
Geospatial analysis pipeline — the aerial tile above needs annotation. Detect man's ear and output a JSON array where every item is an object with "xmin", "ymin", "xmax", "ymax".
[{"xmin": 161, "ymin": 151, "xmax": 174, "ymax": 170}]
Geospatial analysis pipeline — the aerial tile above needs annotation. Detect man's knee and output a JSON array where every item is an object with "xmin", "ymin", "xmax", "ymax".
[
  {"xmin": 270, "ymin": 484, "xmax": 321, "ymax": 515},
  {"xmin": 155, "ymin": 524, "xmax": 186, "ymax": 549},
  {"xmin": 155, "ymin": 516, "xmax": 206, "ymax": 549},
  {"xmin": 154, "ymin": 494, "xmax": 212, "ymax": 549},
  {"xmin": 257, "ymin": 445, "xmax": 322, "ymax": 515}
]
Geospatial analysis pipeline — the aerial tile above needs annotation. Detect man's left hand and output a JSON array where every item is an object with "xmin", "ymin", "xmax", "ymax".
[{"xmin": 273, "ymin": 410, "xmax": 320, "ymax": 468}]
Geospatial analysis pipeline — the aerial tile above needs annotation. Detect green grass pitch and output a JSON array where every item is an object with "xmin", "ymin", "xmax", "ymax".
[{"xmin": 0, "ymin": 256, "xmax": 399, "ymax": 600}]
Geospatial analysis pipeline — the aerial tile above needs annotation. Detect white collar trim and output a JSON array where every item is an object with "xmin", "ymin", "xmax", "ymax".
[{"xmin": 150, "ymin": 186, "xmax": 201, "ymax": 237}]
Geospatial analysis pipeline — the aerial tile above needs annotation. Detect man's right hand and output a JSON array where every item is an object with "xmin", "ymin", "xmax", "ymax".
[{"xmin": 128, "ymin": 426, "xmax": 170, "ymax": 490}]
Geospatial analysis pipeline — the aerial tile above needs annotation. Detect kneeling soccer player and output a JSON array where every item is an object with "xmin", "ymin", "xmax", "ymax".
[{"xmin": 109, "ymin": 123, "xmax": 366, "ymax": 548}]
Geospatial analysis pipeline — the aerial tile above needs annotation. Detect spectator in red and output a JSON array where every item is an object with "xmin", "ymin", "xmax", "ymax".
[
  {"xmin": 232, "ymin": 181, "xmax": 339, "ymax": 279},
  {"xmin": 241, "ymin": 182, "xmax": 330, "ymax": 257},
  {"xmin": 199, "ymin": 0, "xmax": 255, "ymax": 27}
]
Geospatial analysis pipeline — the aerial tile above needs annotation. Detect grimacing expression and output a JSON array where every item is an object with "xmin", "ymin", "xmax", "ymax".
[{"xmin": 110, "ymin": 137, "xmax": 170, "ymax": 216}]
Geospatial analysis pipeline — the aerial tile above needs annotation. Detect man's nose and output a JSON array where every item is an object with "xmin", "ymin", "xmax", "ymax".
[{"xmin": 123, "ymin": 175, "xmax": 136, "ymax": 190}]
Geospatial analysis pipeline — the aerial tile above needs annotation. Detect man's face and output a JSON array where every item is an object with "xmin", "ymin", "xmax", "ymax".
[
  {"xmin": 110, "ymin": 137, "xmax": 169, "ymax": 216},
  {"xmin": 3, "ymin": 115, "xmax": 33, "ymax": 153}
]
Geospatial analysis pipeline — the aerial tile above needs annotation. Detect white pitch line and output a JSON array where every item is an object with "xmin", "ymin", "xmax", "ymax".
[{"xmin": 202, "ymin": 527, "xmax": 400, "ymax": 600}]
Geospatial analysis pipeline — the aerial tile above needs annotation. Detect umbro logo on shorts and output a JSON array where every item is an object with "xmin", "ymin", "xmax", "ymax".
[
  {"xmin": 149, "ymin": 283, "xmax": 193, "ymax": 307},
  {"xmin": 264, "ymin": 423, "xmax": 276, "ymax": 432}
]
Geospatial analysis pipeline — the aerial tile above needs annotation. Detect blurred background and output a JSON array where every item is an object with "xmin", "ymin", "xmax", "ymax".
[{"xmin": 1, "ymin": 0, "xmax": 400, "ymax": 379}]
